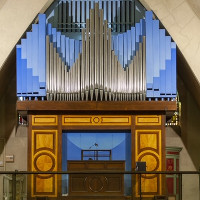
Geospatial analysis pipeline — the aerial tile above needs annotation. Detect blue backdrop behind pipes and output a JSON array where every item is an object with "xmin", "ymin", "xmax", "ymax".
[{"xmin": 62, "ymin": 130, "xmax": 131, "ymax": 194}]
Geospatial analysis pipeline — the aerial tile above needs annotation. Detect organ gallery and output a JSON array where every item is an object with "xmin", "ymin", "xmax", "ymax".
[{"xmin": 16, "ymin": 1, "xmax": 177, "ymax": 199}]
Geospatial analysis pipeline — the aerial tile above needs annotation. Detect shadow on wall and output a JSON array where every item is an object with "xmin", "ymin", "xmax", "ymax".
[
  {"xmin": 177, "ymin": 49, "xmax": 200, "ymax": 170},
  {"xmin": 0, "ymin": 49, "xmax": 17, "ymax": 154}
]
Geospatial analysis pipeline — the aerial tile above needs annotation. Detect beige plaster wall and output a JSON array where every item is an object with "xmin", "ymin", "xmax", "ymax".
[
  {"xmin": 0, "ymin": 67, "xmax": 27, "ymax": 199},
  {"xmin": 0, "ymin": 0, "xmax": 53, "ymax": 71},
  {"xmin": 166, "ymin": 127, "xmax": 199, "ymax": 200},
  {"xmin": 139, "ymin": 0, "xmax": 200, "ymax": 86}
]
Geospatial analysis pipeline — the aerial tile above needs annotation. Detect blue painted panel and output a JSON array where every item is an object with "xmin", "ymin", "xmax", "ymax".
[
  {"xmin": 27, "ymin": 68, "xmax": 33, "ymax": 94},
  {"xmin": 66, "ymin": 37, "xmax": 70, "ymax": 67},
  {"xmin": 21, "ymin": 58, "xmax": 27, "ymax": 95},
  {"xmin": 39, "ymin": 85, "xmax": 46, "ymax": 96},
  {"xmin": 79, "ymin": 40, "xmax": 82, "ymax": 53},
  {"xmin": 57, "ymin": 32, "xmax": 61, "ymax": 54},
  {"xmin": 21, "ymin": 39, "xmax": 27, "ymax": 59},
  {"xmin": 26, "ymin": 32, "xmax": 32, "ymax": 69},
  {"xmin": 140, "ymin": 19, "xmax": 146, "ymax": 36},
  {"xmin": 153, "ymin": 20, "xmax": 159, "ymax": 77},
  {"xmin": 75, "ymin": 39, "xmax": 79, "ymax": 61},
  {"xmin": 146, "ymin": 83, "xmax": 153, "ymax": 89},
  {"xmin": 171, "ymin": 42, "xmax": 176, "ymax": 95},
  {"xmin": 165, "ymin": 36, "xmax": 171, "ymax": 60},
  {"xmin": 33, "ymin": 76, "xmax": 39, "ymax": 95},
  {"xmin": 69, "ymin": 39, "xmax": 75, "ymax": 67},
  {"xmin": 16, "ymin": 45, "xmax": 22, "ymax": 95},
  {"xmin": 166, "ymin": 60, "xmax": 171, "ymax": 95},
  {"xmin": 38, "ymin": 14, "xmax": 46, "ymax": 86},
  {"xmin": 153, "ymin": 77, "xmax": 160, "ymax": 97},
  {"xmin": 123, "ymin": 32, "xmax": 128, "ymax": 67},
  {"xmin": 160, "ymin": 70, "xmax": 166, "ymax": 95},
  {"xmin": 145, "ymin": 11, "xmax": 153, "ymax": 85},
  {"xmin": 153, "ymin": 77, "xmax": 159, "ymax": 90},
  {"xmin": 32, "ymin": 24, "xmax": 39, "ymax": 76},
  {"xmin": 146, "ymin": 89, "xmax": 153, "ymax": 97},
  {"xmin": 52, "ymin": 28, "xmax": 57, "ymax": 48},
  {"xmin": 118, "ymin": 34, "xmax": 124, "ymax": 67},
  {"xmin": 61, "ymin": 35, "xmax": 66, "ymax": 62},
  {"xmin": 131, "ymin": 27, "xmax": 135, "ymax": 56},
  {"xmin": 135, "ymin": 23, "xmax": 140, "ymax": 50},
  {"xmin": 159, "ymin": 29, "xmax": 165, "ymax": 70},
  {"xmin": 47, "ymin": 23, "xmax": 52, "ymax": 36},
  {"xmin": 127, "ymin": 30, "xmax": 131, "ymax": 64},
  {"xmin": 112, "ymin": 35, "xmax": 119, "ymax": 57}
]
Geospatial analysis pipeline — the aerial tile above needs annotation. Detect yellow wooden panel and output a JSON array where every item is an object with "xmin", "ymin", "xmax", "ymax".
[
  {"xmin": 62, "ymin": 115, "xmax": 131, "ymax": 126},
  {"xmin": 135, "ymin": 130, "xmax": 162, "ymax": 197},
  {"xmin": 32, "ymin": 130, "xmax": 58, "ymax": 197},
  {"xmin": 136, "ymin": 175, "xmax": 162, "ymax": 197},
  {"xmin": 139, "ymin": 132, "xmax": 158, "ymax": 151},
  {"xmin": 35, "ymin": 176, "xmax": 54, "ymax": 193},
  {"xmin": 63, "ymin": 116, "xmax": 92, "ymax": 124},
  {"xmin": 141, "ymin": 176, "xmax": 158, "ymax": 193},
  {"xmin": 101, "ymin": 116, "xmax": 130, "ymax": 124},
  {"xmin": 32, "ymin": 115, "xmax": 58, "ymax": 126},
  {"xmin": 35, "ymin": 154, "xmax": 54, "ymax": 171},
  {"xmin": 140, "ymin": 153, "xmax": 158, "ymax": 171},
  {"xmin": 136, "ymin": 115, "xmax": 161, "ymax": 125},
  {"xmin": 35, "ymin": 133, "xmax": 54, "ymax": 151}
]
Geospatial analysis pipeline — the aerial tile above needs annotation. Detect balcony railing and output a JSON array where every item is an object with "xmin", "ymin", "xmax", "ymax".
[{"xmin": 0, "ymin": 170, "xmax": 200, "ymax": 200}]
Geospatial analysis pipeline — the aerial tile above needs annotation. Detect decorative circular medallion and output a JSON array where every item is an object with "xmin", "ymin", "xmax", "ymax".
[
  {"xmin": 34, "ymin": 153, "xmax": 55, "ymax": 172},
  {"xmin": 88, "ymin": 176, "xmax": 104, "ymax": 192},
  {"xmin": 93, "ymin": 117, "xmax": 100, "ymax": 124},
  {"xmin": 138, "ymin": 152, "xmax": 159, "ymax": 178}
]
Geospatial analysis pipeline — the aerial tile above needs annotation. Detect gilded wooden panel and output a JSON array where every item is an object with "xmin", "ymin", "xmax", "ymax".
[
  {"xmin": 141, "ymin": 176, "xmax": 158, "ymax": 193},
  {"xmin": 136, "ymin": 115, "xmax": 161, "ymax": 125},
  {"xmin": 34, "ymin": 132, "xmax": 55, "ymax": 154},
  {"xmin": 62, "ymin": 115, "xmax": 131, "ymax": 126},
  {"xmin": 32, "ymin": 115, "xmax": 58, "ymax": 126},
  {"xmin": 35, "ymin": 175, "xmax": 55, "ymax": 193},
  {"xmin": 135, "ymin": 129, "xmax": 162, "ymax": 197},
  {"xmin": 31, "ymin": 130, "xmax": 58, "ymax": 197}
]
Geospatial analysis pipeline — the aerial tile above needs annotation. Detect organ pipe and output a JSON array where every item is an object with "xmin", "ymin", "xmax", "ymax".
[{"xmin": 17, "ymin": 4, "xmax": 176, "ymax": 101}]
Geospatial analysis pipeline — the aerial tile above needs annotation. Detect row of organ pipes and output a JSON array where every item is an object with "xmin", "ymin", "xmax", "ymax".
[{"xmin": 46, "ymin": 3, "xmax": 146, "ymax": 101}]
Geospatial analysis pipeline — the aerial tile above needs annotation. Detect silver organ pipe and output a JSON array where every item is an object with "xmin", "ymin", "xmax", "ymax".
[
  {"xmin": 46, "ymin": 3, "xmax": 147, "ymax": 101},
  {"xmin": 17, "ymin": 3, "xmax": 177, "ymax": 101}
]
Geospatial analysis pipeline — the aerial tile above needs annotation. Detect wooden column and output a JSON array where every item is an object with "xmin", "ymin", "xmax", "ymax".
[
  {"xmin": 133, "ymin": 115, "xmax": 165, "ymax": 198},
  {"xmin": 30, "ymin": 115, "xmax": 59, "ymax": 198}
]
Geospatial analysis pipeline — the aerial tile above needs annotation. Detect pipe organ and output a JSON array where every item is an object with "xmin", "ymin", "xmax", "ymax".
[
  {"xmin": 16, "ymin": 1, "xmax": 176, "ymax": 101},
  {"xmin": 15, "ymin": 1, "xmax": 179, "ymax": 199}
]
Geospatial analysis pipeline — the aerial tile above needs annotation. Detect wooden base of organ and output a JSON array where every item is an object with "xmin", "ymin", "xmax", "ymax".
[
  {"xmin": 22, "ymin": 101, "xmax": 177, "ymax": 199},
  {"xmin": 67, "ymin": 161, "xmax": 126, "ymax": 200}
]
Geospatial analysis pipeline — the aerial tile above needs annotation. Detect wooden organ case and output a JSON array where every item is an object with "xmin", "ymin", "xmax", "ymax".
[{"xmin": 16, "ymin": 1, "xmax": 177, "ymax": 199}]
